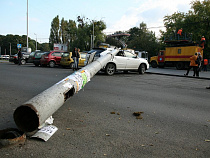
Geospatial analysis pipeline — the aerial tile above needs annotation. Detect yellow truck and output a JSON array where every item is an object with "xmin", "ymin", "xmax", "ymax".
[{"xmin": 150, "ymin": 41, "xmax": 203, "ymax": 70}]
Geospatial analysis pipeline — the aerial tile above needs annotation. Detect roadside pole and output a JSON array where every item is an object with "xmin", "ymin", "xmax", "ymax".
[{"xmin": 13, "ymin": 48, "xmax": 119, "ymax": 132}]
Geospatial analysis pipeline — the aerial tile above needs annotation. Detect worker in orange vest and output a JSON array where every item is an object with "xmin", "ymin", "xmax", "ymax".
[
  {"xmin": 177, "ymin": 28, "xmax": 182, "ymax": 40},
  {"xmin": 203, "ymin": 59, "xmax": 208, "ymax": 71},
  {"xmin": 184, "ymin": 52, "xmax": 198, "ymax": 77},
  {"xmin": 200, "ymin": 36, "xmax": 205, "ymax": 49}
]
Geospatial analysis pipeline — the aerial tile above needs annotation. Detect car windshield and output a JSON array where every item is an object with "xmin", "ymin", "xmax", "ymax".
[
  {"xmin": 124, "ymin": 51, "xmax": 137, "ymax": 58},
  {"xmin": 88, "ymin": 49, "xmax": 106, "ymax": 55},
  {"xmin": 29, "ymin": 52, "xmax": 35, "ymax": 57},
  {"xmin": 35, "ymin": 52, "xmax": 49, "ymax": 58},
  {"xmin": 62, "ymin": 52, "xmax": 70, "ymax": 57},
  {"xmin": 80, "ymin": 53, "xmax": 86, "ymax": 59}
]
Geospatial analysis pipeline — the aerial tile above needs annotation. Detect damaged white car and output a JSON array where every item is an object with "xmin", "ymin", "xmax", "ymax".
[{"xmin": 86, "ymin": 48, "xmax": 149, "ymax": 75}]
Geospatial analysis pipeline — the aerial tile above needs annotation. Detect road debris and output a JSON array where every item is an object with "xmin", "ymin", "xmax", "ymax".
[
  {"xmin": 205, "ymin": 139, "xmax": 210, "ymax": 142},
  {"xmin": 110, "ymin": 112, "xmax": 116, "ymax": 114},
  {"xmin": 0, "ymin": 128, "xmax": 26, "ymax": 148},
  {"xmin": 133, "ymin": 112, "xmax": 144, "ymax": 119},
  {"xmin": 31, "ymin": 125, "xmax": 58, "ymax": 141}
]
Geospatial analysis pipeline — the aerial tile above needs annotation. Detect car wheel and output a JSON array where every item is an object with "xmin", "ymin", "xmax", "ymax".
[
  {"xmin": 69, "ymin": 62, "xmax": 74, "ymax": 69},
  {"xmin": 139, "ymin": 64, "xmax": 146, "ymax": 74},
  {"xmin": 21, "ymin": 59, "xmax": 26, "ymax": 65},
  {"xmin": 34, "ymin": 63, "xmax": 39, "ymax": 67},
  {"xmin": 49, "ymin": 61, "xmax": 55, "ymax": 68},
  {"xmin": 105, "ymin": 63, "xmax": 116, "ymax": 75}
]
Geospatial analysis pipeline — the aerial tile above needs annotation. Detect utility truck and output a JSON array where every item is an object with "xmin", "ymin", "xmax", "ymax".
[{"xmin": 150, "ymin": 40, "xmax": 203, "ymax": 70}]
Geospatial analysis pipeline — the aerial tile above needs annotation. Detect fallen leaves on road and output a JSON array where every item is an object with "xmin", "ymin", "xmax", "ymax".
[{"xmin": 110, "ymin": 112, "xmax": 116, "ymax": 114}]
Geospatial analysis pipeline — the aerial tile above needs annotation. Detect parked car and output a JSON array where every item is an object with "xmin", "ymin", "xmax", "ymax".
[
  {"xmin": 40, "ymin": 51, "xmax": 66, "ymax": 68},
  {"xmin": 27, "ymin": 52, "xmax": 36, "ymax": 63},
  {"xmin": 9, "ymin": 54, "xmax": 19, "ymax": 64},
  {"xmin": 79, "ymin": 52, "xmax": 87, "ymax": 67},
  {"xmin": 33, "ymin": 51, "xmax": 49, "ymax": 66},
  {"xmin": 60, "ymin": 52, "xmax": 87, "ymax": 68},
  {"xmin": 9, "ymin": 54, "xmax": 17, "ymax": 63},
  {"xmin": 0, "ymin": 55, "xmax": 10, "ymax": 60},
  {"xmin": 60, "ymin": 52, "xmax": 74, "ymax": 68},
  {"xmin": 20, "ymin": 52, "xmax": 32, "ymax": 64}
]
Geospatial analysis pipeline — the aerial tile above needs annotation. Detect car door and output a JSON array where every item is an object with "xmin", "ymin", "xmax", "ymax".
[
  {"xmin": 114, "ymin": 51, "xmax": 127, "ymax": 70},
  {"xmin": 124, "ymin": 51, "xmax": 139, "ymax": 70},
  {"xmin": 52, "ymin": 52, "xmax": 61, "ymax": 64}
]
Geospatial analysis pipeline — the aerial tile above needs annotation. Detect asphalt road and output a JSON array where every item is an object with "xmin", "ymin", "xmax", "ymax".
[{"xmin": 0, "ymin": 62, "xmax": 210, "ymax": 158}]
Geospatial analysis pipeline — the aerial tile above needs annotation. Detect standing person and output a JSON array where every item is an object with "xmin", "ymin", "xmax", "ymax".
[
  {"xmin": 203, "ymin": 59, "xmax": 208, "ymax": 72},
  {"xmin": 196, "ymin": 52, "xmax": 202, "ymax": 77},
  {"xmin": 184, "ymin": 53, "xmax": 198, "ymax": 76},
  {"xmin": 75, "ymin": 48, "xmax": 80, "ymax": 70},
  {"xmin": 200, "ymin": 36, "xmax": 205, "ymax": 49},
  {"xmin": 72, "ymin": 47, "xmax": 77, "ymax": 70},
  {"xmin": 17, "ymin": 49, "xmax": 22, "ymax": 65},
  {"xmin": 177, "ymin": 28, "xmax": 182, "ymax": 40}
]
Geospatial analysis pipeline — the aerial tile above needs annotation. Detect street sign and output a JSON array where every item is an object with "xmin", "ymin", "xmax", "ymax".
[{"xmin": 17, "ymin": 44, "xmax": 22, "ymax": 49}]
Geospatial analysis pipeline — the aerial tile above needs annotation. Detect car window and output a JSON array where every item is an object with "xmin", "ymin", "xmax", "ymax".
[
  {"xmin": 29, "ymin": 52, "xmax": 35, "ymax": 57},
  {"xmin": 124, "ymin": 51, "xmax": 136, "ymax": 58},
  {"xmin": 62, "ymin": 52, "xmax": 69, "ymax": 57},
  {"xmin": 35, "ymin": 52, "xmax": 48, "ymax": 58},
  {"xmin": 116, "ymin": 51, "xmax": 125, "ymax": 56},
  {"xmin": 52, "ymin": 52, "xmax": 61, "ymax": 57},
  {"xmin": 80, "ymin": 53, "xmax": 86, "ymax": 59}
]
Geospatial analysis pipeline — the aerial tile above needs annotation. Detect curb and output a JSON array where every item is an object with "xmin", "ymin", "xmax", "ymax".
[{"xmin": 146, "ymin": 72, "xmax": 210, "ymax": 80}]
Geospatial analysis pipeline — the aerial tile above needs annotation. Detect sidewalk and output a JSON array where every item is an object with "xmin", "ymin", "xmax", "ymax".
[
  {"xmin": 0, "ymin": 60, "xmax": 9, "ymax": 63},
  {"xmin": 147, "ymin": 67, "xmax": 210, "ymax": 80}
]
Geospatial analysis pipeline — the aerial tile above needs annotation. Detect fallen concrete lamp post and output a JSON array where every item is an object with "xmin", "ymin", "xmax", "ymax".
[{"xmin": 13, "ymin": 48, "xmax": 119, "ymax": 133}]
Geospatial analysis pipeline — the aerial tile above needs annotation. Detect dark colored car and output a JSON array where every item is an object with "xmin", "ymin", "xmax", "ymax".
[
  {"xmin": 27, "ymin": 52, "xmax": 36, "ymax": 63},
  {"xmin": 33, "ymin": 51, "xmax": 49, "ymax": 66},
  {"xmin": 9, "ymin": 54, "xmax": 17, "ymax": 63},
  {"xmin": 40, "ymin": 50, "xmax": 66, "ymax": 68}
]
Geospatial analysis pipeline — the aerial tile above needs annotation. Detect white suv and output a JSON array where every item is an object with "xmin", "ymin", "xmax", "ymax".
[
  {"xmin": 86, "ymin": 48, "xmax": 149, "ymax": 75},
  {"xmin": 101, "ymin": 49, "xmax": 149, "ymax": 75}
]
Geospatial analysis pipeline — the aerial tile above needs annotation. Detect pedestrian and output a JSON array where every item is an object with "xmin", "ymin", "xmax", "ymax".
[
  {"xmin": 200, "ymin": 36, "xmax": 205, "ymax": 49},
  {"xmin": 184, "ymin": 52, "xmax": 198, "ymax": 77},
  {"xmin": 75, "ymin": 48, "xmax": 80, "ymax": 70},
  {"xmin": 17, "ymin": 49, "xmax": 22, "ymax": 65},
  {"xmin": 196, "ymin": 52, "xmax": 202, "ymax": 77},
  {"xmin": 72, "ymin": 47, "xmax": 80, "ymax": 70},
  {"xmin": 72, "ymin": 47, "xmax": 77, "ymax": 70},
  {"xmin": 177, "ymin": 28, "xmax": 182, "ymax": 40},
  {"xmin": 203, "ymin": 59, "xmax": 208, "ymax": 72}
]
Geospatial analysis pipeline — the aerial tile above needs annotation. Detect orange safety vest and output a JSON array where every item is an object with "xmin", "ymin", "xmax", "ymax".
[
  {"xmin": 204, "ymin": 59, "xmax": 208, "ymax": 65},
  {"xmin": 201, "ymin": 37, "xmax": 205, "ymax": 42},
  {"xmin": 177, "ymin": 29, "xmax": 182, "ymax": 35}
]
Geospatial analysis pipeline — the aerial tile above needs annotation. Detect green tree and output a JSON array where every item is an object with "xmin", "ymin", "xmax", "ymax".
[
  {"xmin": 49, "ymin": 15, "xmax": 60, "ymax": 49},
  {"xmin": 127, "ymin": 22, "xmax": 160, "ymax": 58}
]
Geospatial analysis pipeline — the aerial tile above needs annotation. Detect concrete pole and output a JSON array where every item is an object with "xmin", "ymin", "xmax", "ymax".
[
  {"xmin": 13, "ymin": 48, "xmax": 119, "ymax": 132},
  {"xmin": 93, "ymin": 21, "xmax": 94, "ymax": 48},
  {"xmin": 9, "ymin": 43, "xmax": 11, "ymax": 56},
  {"xmin": 26, "ymin": 0, "xmax": 29, "ymax": 52}
]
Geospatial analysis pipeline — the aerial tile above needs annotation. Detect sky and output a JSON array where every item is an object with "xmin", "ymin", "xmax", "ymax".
[{"xmin": 0, "ymin": 0, "xmax": 193, "ymax": 43}]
